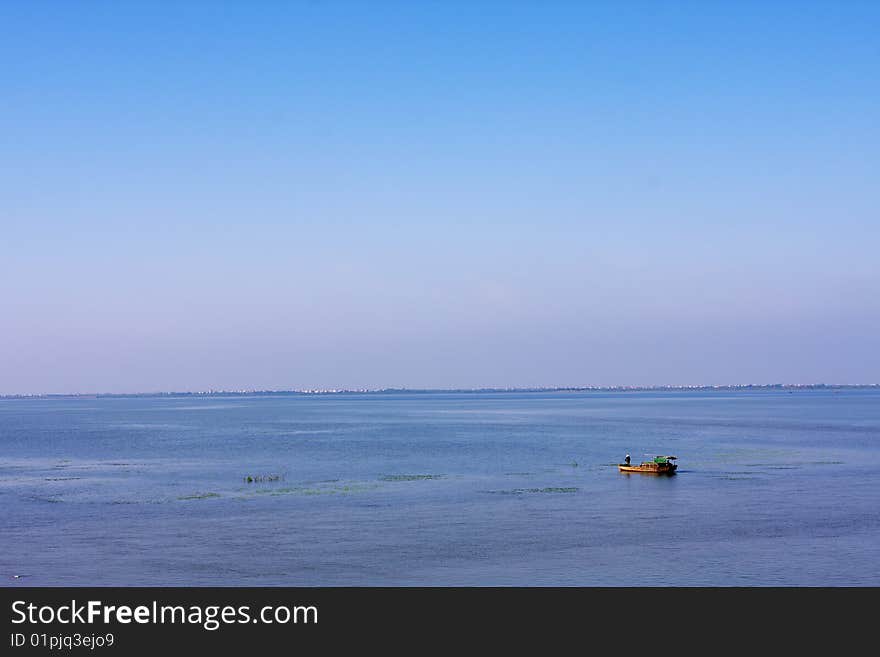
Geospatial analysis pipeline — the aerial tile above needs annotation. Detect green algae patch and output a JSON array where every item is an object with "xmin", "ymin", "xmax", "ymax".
[
  {"xmin": 31, "ymin": 496, "xmax": 63, "ymax": 503},
  {"xmin": 486, "ymin": 487, "xmax": 579, "ymax": 495},
  {"xmin": 523, "ymin": 487, "xmax": 578, "ymax": 494},
  {"xmin": 380, "ymin": 474, "xmax": 445, "ymax": 482},
  {"xmin": 244, "ymin": 473, "xmax": 283, "ymax": 483},
  {"xmin": 178, "ymin": 492, "xmax": 221, "ymax": 500},
  {"xmin": 251, "ymin": 483, "xmax": 380, "ymax": 497}
]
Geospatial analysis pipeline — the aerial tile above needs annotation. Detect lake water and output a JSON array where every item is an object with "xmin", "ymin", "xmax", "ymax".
[{"xmin": 2, "ymin": 389, "xmax": 879, "ymax": 586}]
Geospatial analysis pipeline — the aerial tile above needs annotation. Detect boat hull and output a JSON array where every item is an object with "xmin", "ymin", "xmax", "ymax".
[{"xmin": 618, "ymin": 463, "xmax": 677, "ymax": 475}]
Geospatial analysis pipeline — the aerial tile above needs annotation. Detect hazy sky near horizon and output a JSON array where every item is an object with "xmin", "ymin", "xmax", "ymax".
[{"xmin": 2, "ymin": 1, "xmax": 878, "ymax": 394}]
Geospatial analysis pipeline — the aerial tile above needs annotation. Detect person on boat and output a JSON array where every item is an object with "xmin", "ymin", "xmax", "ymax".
[{"xmin": 624, "ymin": 453, "xmax": 631, "ymax": 466}]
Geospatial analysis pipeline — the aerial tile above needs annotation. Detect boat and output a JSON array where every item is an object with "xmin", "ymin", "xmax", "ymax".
[{"xmin": 618, "ymin": 455, "xmax": 678, "ymax": 475}]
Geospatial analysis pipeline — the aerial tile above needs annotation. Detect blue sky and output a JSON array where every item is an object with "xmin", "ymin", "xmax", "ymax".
[{"xmin": 1, "ymin": 1, "xmax": 878, "ymax": 394}]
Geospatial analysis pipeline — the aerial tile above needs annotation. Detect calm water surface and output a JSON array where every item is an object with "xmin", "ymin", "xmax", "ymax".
[{"xmin": 2, "ymin": 389, "xmax": 879, "ymax": 586}]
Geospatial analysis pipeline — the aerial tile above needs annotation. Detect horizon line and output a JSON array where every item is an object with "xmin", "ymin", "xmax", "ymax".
[{"xmin": 2, "ymin": 382, "xmax": 879, "ymax": 399}]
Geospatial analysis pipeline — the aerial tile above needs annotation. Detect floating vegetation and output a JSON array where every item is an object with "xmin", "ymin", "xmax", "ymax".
[
  {"xmin": 29, "ymin": 496, "xmax": 63, "ymax": 503},
  {"xmin": 44, "ymin": 477, "xmax": 81, "ymax": 481},
  {"xmin": 380, "ymin": 474, "xmax": 445, "ymax": 482},
  {"xmin": 486, "ymin": 487, "xmax": 579, "ymax": 495},
  {"xmin": 177, "ymin": 492, "xmax": 221, "ymax": 500},
  {"xmin": 252, "ymin": 486, "xmax": 310, "ymax": 496},
  {"xmin": 244, "ymin": 473, "xmax": 283, "ymax": 483},
  {"xmin": 250, "ymin": 483, "xmax": 378, "ymax": 497},
  {"xmin": 528, "ymin": 487, "xmax": 578, "ymax": 494}
]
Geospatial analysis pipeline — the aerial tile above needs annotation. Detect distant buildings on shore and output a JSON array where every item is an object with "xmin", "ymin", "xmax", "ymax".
[{"xmin": 3, "ymin": 383, "xmax": 879, "ymax": 400}]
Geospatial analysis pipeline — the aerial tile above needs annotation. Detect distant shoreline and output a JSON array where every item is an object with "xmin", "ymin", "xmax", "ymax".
[{"xmin": 2, "ymin": 383, "xmax": 878, "ymax": 400}]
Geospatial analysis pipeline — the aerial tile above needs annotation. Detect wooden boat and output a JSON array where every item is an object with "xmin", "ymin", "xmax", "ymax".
[{"xmin": 618, "ymin": 455, "xmax": 678, "ymax": 475}]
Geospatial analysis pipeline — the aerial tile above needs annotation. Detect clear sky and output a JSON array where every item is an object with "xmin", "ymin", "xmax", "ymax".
[{"xmin": 2, "ymin": 1, "xmax": 878, "ymax": 394}]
